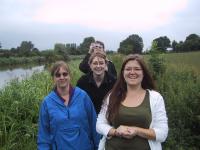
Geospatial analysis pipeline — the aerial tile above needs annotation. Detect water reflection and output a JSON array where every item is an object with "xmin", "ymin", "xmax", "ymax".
[{"xmin": 0, "ymin": 65, "xmax": 44, "ymax": 89}]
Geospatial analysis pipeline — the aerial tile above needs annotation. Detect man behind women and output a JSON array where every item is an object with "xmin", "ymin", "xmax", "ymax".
[
  {"xmin": 77, "ymin": 52, "xmax": 116, "ymax": 114},
  {"xmin": 37, "ymin": 61, "xmax": 100, "ymax": 150},
  {"xmin": 96, "ymin": 54, "xmax": 168, "ymax": 150},
  {"xmin": 79, "ymin": 41, "xmax": 117, "ymax": 79}
]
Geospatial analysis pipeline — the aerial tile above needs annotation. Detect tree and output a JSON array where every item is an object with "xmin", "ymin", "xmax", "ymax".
[
  {"xmin": 54, "ymin": 43, "xmax": 69, "ymax": 60},
  {"xmin": 78, "ymin": 37, "xmax": 95, "ymax": 54},
  {"xmin": 153, "ymin": 36, "xmax": 171, "ymax": 52},
  {"xmin": 118, "ymin": 34, "xmax": 143, "ymax": 54},
  {"xmin": 54, "ymin": 43, "xmax": 66, "ymax": 54},
  {"xmin": 175, "ymin": 34, "xmax": 200, "ymax": 52},
  {"xmin": 18, "ymin": 41, "xmax": 34, "ymax": 56},
  {"xmin": 148, "ymin": 41, "xmax": 166, "ymax": 79},
  {"xmin": 184, "ymin": 34, "xmax": 200, "ymax": 51},
  {"xmin": 185, "ymin": 34, "xmax": 199, "ymax": 41},
  {"xmin": 66, "ymin": 43, "xmax": 80, "ymax": 55},
  {"xmin": 172, "ymin": 40, "xmax": 178, "ymax": 52}
]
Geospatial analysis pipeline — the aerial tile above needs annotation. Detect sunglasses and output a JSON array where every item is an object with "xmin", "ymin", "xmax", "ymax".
[{"xmin": 54, "ymin": 72, "xmax": 68, "ymax": 78}]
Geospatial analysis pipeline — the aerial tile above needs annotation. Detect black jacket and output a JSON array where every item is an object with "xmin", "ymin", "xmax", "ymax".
[
  {"xmin": 79, "ymin": 53, "xmax": 117, "ymax": 79},
  {"xmin": 76, "ymin": 71, "xmax": 116, "ymax": 114}
]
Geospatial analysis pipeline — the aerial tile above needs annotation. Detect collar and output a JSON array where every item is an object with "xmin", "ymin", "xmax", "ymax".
[
  {"xmin": 88, "ymin": 71, "xmax": 110, "ymax": 85},
  {"xmin": 54, "ymin": 84, "xmax": 74, "ymax": 103}
]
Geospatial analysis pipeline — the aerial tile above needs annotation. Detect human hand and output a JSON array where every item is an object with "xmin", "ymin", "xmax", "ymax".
[
  {"xmin": 126, "ymin": 126, "xmax": 138, "ymax": 137},
  {"xmin": 115, "ymin": 126, "xmax": 138, "ymax": 139},
  {"xmin": 89, "ymin": 43, "xmax": 95, "ymax": 54},
  {"xmin": 116, "ymin": 125, "xmax": 131, "ymax": 138}
]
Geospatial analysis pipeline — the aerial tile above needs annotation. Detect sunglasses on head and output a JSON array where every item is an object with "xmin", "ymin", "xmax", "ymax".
[{"xmin": 54, "ymin": 72, "xmax": 68, "ymax": 78}]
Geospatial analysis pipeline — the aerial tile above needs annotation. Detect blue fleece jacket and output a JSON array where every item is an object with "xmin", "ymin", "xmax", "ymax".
[{"xmin": 37, "ymin": 87, "xmax": 100, "ymax": 150}]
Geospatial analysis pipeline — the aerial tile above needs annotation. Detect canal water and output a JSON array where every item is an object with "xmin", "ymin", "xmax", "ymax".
[{"xmin": 0, "ymin": 65, "xmax": 44, "ymax": 89}]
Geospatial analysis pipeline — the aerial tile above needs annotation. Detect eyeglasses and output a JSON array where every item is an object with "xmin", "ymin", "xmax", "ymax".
[{"xmin": 54, "ymin": 72, "xmax": 68, "ymax": 78}]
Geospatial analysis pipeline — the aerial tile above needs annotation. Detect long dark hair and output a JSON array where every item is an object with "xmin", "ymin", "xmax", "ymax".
[{"xmin": 106, "ymin": 54, "xmax": 156, "ymax": 123}]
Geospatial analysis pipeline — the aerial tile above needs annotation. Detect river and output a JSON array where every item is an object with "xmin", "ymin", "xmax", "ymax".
[{"xmin": 0, "ymin": 65, "xmax": 44, "ymax": 89}]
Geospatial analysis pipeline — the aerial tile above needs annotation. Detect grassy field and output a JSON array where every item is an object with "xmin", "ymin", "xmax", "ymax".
[
  {"xmin": 0, "ymin": 51, "xmax": 199, "ymax": 149},
  {"xmin": 161, "ymin": 51, "xmax": 200, "ymax": 74}
]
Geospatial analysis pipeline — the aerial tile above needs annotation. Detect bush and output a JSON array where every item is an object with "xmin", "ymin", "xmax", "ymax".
[{"xmin": 158, "ymin": 69, "xmax": 200, "ymax": 150}]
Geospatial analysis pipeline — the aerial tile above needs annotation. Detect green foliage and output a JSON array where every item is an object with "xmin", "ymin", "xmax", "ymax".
[
  {"xmin": 0, "ymin": 71, "xmax": 52, "ymax": 149},
  {"xmin": 173, "ymin": 34, "xmax": 200, "ymax": 52},
  {"xmin": 148, "ymin": 53, "xmax": 166, "ymax": 79},
  {"xmin": 66, "ymin": 43, "xmax": 80, "ymax": 55},
  {"xmin": 172, "ymin": 40, "xmax": 178, "ymax": 51},
  {"xmin": 0, "ymin": 56, "xmax": 46, "ymax": 66},
  {"xmin": 153, "ymin": 36, "xmax": 171, "ymax": 52},
  {"xmin": 148, "ymin": 41, "xmax": 166, "ymax": 79},
  {"xmin": 108, "ymin": 53, "xmax": 124, "ymax": 74},
  {"xmin": 118, "ymin": 34, "xmax": 143, "ymax": 54},
  {"xmin": 159, "ymin": 69, "xmax": 200, "ymax": 150},
  {"xmin": 18, "ymin": 41, "xmax": 34, "ymax": 56},
  {"xmin": 78, "ymin": 37, "xmax": 95, "ymax": 54}
]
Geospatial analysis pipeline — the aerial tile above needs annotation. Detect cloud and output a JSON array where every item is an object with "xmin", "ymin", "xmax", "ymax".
[{"xmin": 33, "ymin": 0, "xmax": 188, "ymax": 32}]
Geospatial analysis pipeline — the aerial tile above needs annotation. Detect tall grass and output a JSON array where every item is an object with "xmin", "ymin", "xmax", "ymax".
[{"xmin": 0, "ymin": 71, "xmax": 51, "ymax": 149}]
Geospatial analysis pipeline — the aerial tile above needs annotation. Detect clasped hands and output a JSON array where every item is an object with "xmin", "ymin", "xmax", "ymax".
[{"xmin": 114, "ymin": 125, "xmax": 138, "ymax": 139}]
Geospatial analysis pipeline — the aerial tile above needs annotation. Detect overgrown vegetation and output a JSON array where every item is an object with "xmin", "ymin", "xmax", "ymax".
[{"xmin": 0, "ymin": 52, "xmax": 200, "ymax": 149}]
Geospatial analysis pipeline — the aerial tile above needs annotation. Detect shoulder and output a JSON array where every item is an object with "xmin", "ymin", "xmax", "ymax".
[
  {"xmin": 43, "ymin": 91, "xmax": 55, "ymax": 102},
  {"xmin": 148, "ymin": 90, "xmax": 162, "ymax": 98},
  {"xmin": 77, "ymin": 74, "xmax": 90, "ymax": 83},
  {"xmin": 40, "ymin": 91, "xmax": 56, "ymax": 108},
  {"xmin": 73, "ymin": 87, "xmax": 91, "ymax": 100},
  {"xmin": 147, "ymin": 89, "xmax": 165, "ymax": 108},
  {"xmin": 74, "ymin": 87, "xmax": 87, "ymax": 95},
  {"xmin": 74, "ymin": 87, "xmax": 93, "ymax": 105}
]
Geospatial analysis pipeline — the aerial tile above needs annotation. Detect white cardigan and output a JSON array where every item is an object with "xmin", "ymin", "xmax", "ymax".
[{"xmin": 96, "ymin": 90, "xmax": 168, "ymax": 150}]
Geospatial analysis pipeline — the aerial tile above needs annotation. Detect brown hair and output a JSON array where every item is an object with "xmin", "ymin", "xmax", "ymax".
[
  {"xmin": 106, "ymin": 54, "xmax": 156, "ymax": 123},
  {"xmin": 95, "ymin": 40, "xmax": 105, "ymax": 49},
  {"xmin": 88, "ymin": 51, "xmax": 107, "ymax": 65},
  {"xmin": 50, "ymin": 61, "xmax": 70, "ymax": 77}
]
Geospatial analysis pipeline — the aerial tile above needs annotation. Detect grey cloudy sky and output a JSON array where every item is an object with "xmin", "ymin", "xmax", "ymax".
[{"xmin": 0, "ymin": 0, "xmax": 200, "ymax": 51}]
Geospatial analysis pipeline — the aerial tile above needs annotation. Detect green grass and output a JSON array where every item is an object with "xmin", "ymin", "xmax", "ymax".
[{"xmin": 163, "ymin": 51, "xmax": 200, "ymax": 74}]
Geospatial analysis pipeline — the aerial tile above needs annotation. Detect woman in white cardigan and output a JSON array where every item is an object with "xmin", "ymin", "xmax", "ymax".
[{"xmin": 96, "ymin": 54, "xmax": 168, "ymax": 150}]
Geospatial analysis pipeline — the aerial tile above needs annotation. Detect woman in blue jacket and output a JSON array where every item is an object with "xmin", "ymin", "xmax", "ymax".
[{"xmin": 37, "ymin": 61, "xmax": 100, "ymax": 150}]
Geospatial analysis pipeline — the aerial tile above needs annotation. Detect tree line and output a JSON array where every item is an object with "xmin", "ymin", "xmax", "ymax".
[{"xmin": 0, "ymin": 33, "xmax": 200, "ymax": 59}]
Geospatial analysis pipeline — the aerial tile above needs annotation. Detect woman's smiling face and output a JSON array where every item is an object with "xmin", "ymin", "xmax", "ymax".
[{"xmin": 123, "ymin": 60, "xmax": 144, "ymax": 87}]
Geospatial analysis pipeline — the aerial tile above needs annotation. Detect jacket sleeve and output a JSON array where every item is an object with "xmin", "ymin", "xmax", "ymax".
[
  {"xmin": 150, "ymin": 91, "xmax": 168, "ymax": 143},
  {"xmin": 96, "ymin": 95, "xmax": 113, "ymax": 137},
  {"xmin": 37, "ymin": 100, "xmax": 51, "ymax": 150},
  {"xmin": 84, "ymin": 94, "xmax": 101, "ymax": 150},
  {"xmin": 79, "ymin": 53, "xmax": 91, "ymax": 74}
]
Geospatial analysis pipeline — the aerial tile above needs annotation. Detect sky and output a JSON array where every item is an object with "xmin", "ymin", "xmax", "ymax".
[{"xmin": 0, "ymin": 0, "xmax": 200, "ymax": 51}]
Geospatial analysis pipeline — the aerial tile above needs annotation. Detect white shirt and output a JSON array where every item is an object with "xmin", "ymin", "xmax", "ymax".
[{"xmin": 96, "ymin": 90, "xmax": 168, "ymax": 150}]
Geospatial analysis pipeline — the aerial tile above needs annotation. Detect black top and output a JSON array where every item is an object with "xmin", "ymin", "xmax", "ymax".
[
  {"xmin": 79, "ymin": 53, "xmax": 117, "ymax": 79},
  {"xmin": 76, "ymin": 71, "xmax": 116, "ymax": 114}
]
